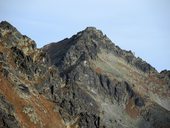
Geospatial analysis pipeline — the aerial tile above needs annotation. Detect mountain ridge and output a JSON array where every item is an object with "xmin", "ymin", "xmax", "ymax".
[
  {"xmin": 0, "ymin": 21, "xmax": 170, "ymax": 128},
  {"xmin": 43, "ymin": 26, "xmax": 157, "ymax": 74}
]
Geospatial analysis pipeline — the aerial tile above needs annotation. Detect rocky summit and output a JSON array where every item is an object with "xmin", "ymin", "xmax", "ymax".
[{"xmin": 0, "ymin": 21, "xmax": 169, "ymax": 128}]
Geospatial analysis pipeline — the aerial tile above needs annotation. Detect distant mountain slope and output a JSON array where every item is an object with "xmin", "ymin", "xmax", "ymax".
[{"xmin": 0, "ymin": 21, "xmax": 170, "ymax": 128}]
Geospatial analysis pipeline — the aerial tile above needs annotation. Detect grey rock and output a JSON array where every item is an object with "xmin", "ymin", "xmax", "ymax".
[
  {"xmin": 1, "ymin": 68, "xmax": 9, "ymax": 78},
  {"xmin": 134, "ymin": 97, "xmax": 145, "ymax": 107},
  {"xmin": 11, "ymin": 47, "xmax": 36, "ymax": 76},
  {"xmin": 140, "ymin": 105, "xmax": 170, "ymax": 128},
  {"xmin": 18, "ymin": 84, "xmax": 30, "ymax": 94},
  {"xmin": 0, "ymin": 52, "xmax": 5, "ymax": 62},
  {"xmin": 79, "ymin": 113, "xmax": 100, "ymax": 128},
  {"xmin": 0, "ymin": 94, "xmax": 19, "ymax": 128}
]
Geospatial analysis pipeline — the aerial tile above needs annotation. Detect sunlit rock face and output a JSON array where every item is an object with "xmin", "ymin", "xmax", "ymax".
[{"xmin": 0, "ymin": 21, "xmax": 170, "ymax": 128}]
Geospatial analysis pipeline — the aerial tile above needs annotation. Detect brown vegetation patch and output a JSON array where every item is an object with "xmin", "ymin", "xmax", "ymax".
[
  {"xmin": 148, "ymin": 73, "xmax": 166, "ymax": 85},
  {"xmin": 125, "ymin": 99, "xmax": 140, "ymax": 119},
  {"xmin": 0, "ymin": 75, "xmax": 35, "ymax": 127},
  {"xmin": 29, "ymin": 94, "xmax": 65, "ymax": 128},
  {"xmin": 159, "ymin": 125, "xmax": 170, "ymax": 128},
  {"xmin": 0, "ymin": 74, "xmax": 65, "ymax": 128},
  {"xmin": 95, "ymin": 67, "xmax": 102, "ymax": 74}
]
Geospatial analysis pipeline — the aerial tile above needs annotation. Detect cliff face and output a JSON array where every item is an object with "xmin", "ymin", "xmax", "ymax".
[{"xmin": 0, "ymin": 21, "xmax": 170, "ymax": 128}]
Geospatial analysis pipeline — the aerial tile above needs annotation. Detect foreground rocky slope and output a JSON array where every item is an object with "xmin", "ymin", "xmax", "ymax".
[
  {"xmin": 0, "ymin": 21, "xmax": 170, "ymax": 128},
  {"xmin": 0, "ymin": 21, "xmax": 65, "ymax": 128}
]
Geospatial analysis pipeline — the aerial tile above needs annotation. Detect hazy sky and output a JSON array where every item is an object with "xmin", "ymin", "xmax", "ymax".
[{"xmin": 0, "ymin": 0, "xmax": 170, "ymax": 71}]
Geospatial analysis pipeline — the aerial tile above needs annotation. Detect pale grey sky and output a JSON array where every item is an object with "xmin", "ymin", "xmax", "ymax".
[{"xmin": 0, "ymin": 0, "xmax": 170, "ymax": 71}]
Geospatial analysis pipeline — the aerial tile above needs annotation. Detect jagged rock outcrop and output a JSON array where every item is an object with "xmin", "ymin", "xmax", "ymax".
[
  {"xmin": 0, "ymin": 21, "xmax": 170, "ymax": 128},
  {"xmin": 43, "ymin": 27, "xmax": 170, "ymax": 128},
  {"xmin": 0, "ymin": 94, "xmax": 19, "ymax": 128},
  {"xmin": 0, "ymin": 21, "xmax": 65, "ymax": 128}
]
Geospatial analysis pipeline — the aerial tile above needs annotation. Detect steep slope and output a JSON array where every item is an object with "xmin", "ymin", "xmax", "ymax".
[
  {"xmin": 0, "ymin": 21, "xmax": 65, "ymax": 128},
  {"xmin": 43, "ymin": 27, "xmax": 170, "ymax": 128},
  {"xmin": 0, "ymin": 21, "xmax": 170, "ymax": 128}
]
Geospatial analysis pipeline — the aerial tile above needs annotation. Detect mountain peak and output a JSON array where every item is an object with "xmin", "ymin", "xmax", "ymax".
[
  {"xmin": 83, "ymin": 26, "xmax": 102, "ymax": 34},
  {"xmin": 0, "ymin": 21, "xmax": 16, "ymax": 31},
  {"xmin": 44, "ymin": 27, "xmax": 157, "ymax": 74},
  {"xmin": 81, "ymin": 26, "xmax": 106, "ymax": 40},
  {"xmin": 0, "ymin": 21, "xmax": 36, "ymax": 55},
  {"xmin": 43, "ymin": 27, "xmax": 111, "ymax": 68},
  {"xmin": 84, "ymin": 26, "xmax": 97, "ymax": 31},
  {"xmin": 0, "ymin": 21, "xmax": 13, "ymax": 27}
]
